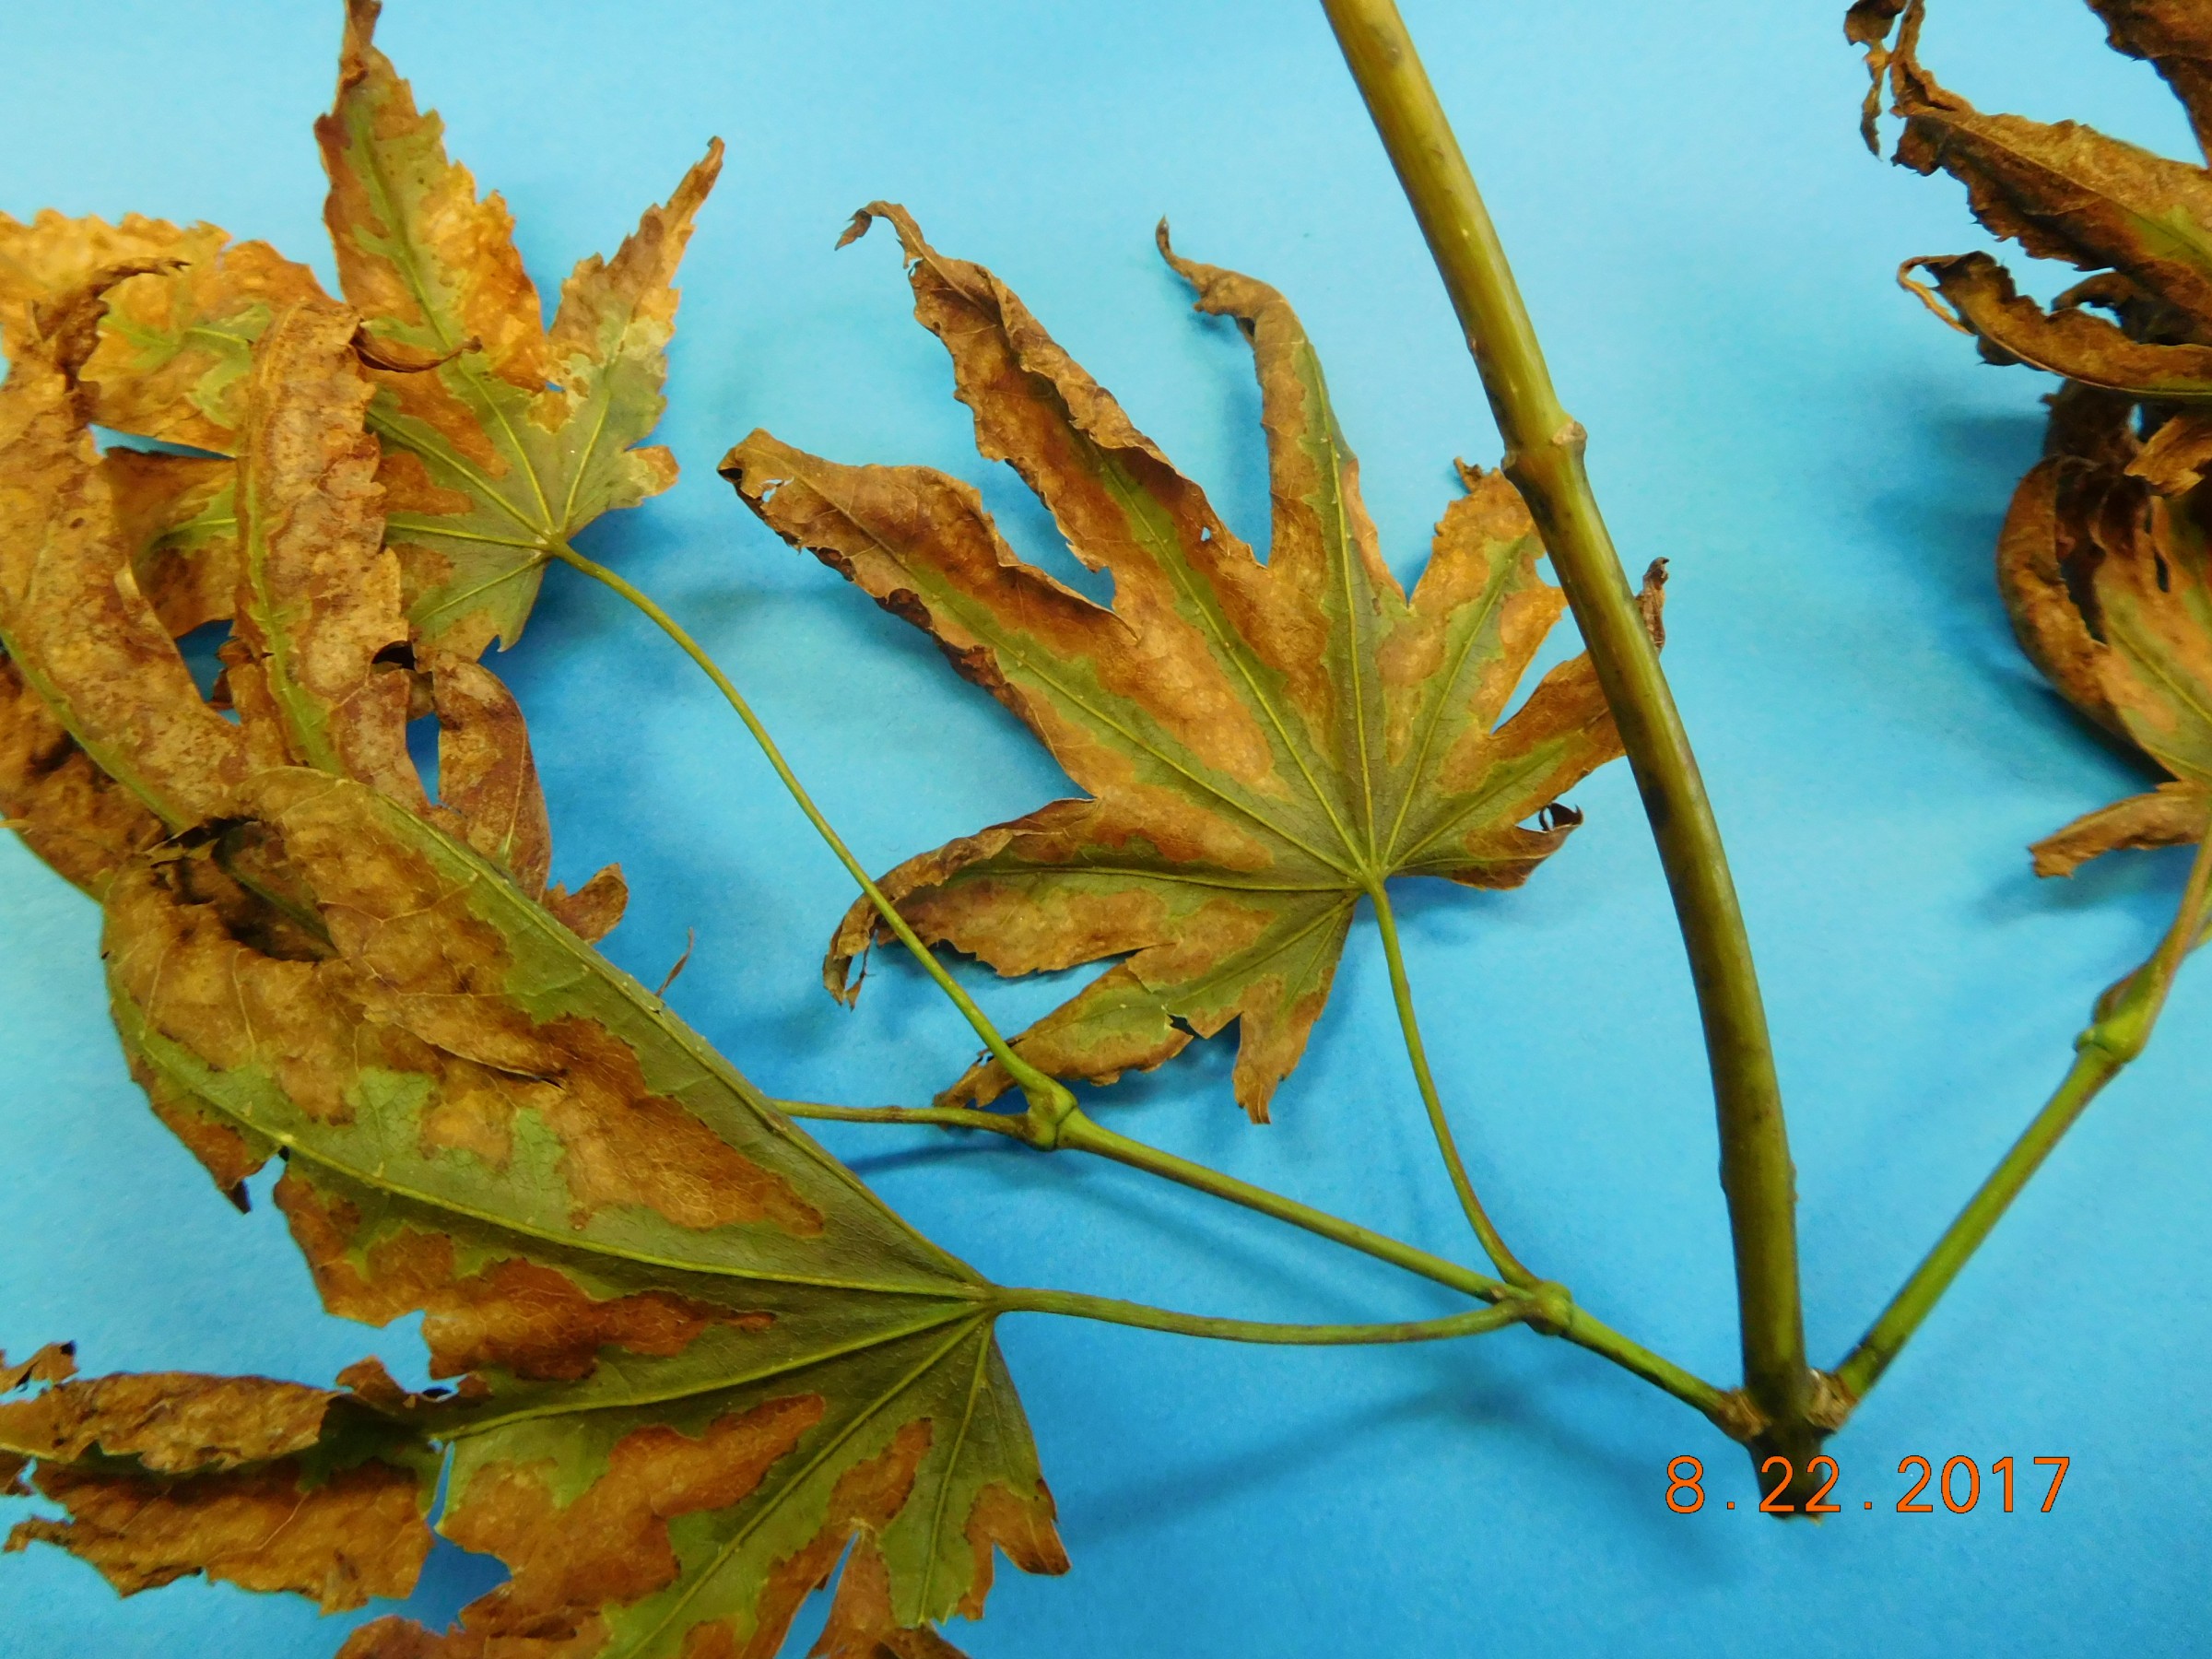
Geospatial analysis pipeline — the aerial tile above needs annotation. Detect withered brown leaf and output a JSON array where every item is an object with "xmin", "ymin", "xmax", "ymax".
[
  {"xmin": 1858, "ymin": 0, "xmax": 2212, "ymax": 875},
  {"xmin": 1997, "ymin": 404, "xmax": 2212, "ymax": 873},
  {"xmin": 725, "ymin": 206, "xmax": 1644, "ymax": 1121}
]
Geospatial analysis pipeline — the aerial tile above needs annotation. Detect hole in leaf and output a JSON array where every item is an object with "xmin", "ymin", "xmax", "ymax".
[{"xmin": 174, "ymin": 619, "xmax": 231, "ymax": 707}]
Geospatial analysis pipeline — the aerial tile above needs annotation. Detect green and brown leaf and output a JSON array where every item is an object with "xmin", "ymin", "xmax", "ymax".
[
  {"xmin": 88, "ymin": 769, "xmax": 1065, "ymax": 1659},
  {"xmin": 724, "ymin": 206, "xmax": 1643, "ymax": 1121},
  {"xmin": 321, "ymin": 0, "xmax": 721, "ymax": 662},
  {"xmin": 1856, "ymin": 0, "xmax": 2212, "ymax": 874},
  {"xmin": 0, "ymin": 207, "xmax": 326, "ymax": 453}
]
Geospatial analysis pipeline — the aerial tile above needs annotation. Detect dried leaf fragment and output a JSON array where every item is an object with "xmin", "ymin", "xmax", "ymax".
[
  {"xmin": 0, "ymin": 1367, "xmax": 435, "ymax": 1611},
  {"xmin": 548, "ymin": 863, "xmax": 629, "ymax": 944},
  {"xmin": 2031, "ymin": 781, "xmax": 2212, "ymax": 876},
  {"xmin": 0, "ymin": 1345, "xmax": 77, "ymax": 1394},
  {"xmin": 1901, "ymin": 253, "xmax": 2212, "ymax": 396}
]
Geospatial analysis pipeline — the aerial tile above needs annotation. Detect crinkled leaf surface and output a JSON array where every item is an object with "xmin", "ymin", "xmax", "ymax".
[
  {"xmin": 1904, "ymin": 251, "xmax": 2212, "ymax": 397},
  {"xmin": 0, "ymin": 287, "xmax": 252, "ymax": 830},
  {"xmin": 0, "ymin": 207, "xmax": 326, "ymax": 453},
  {"xmin": 1997, "ymin": 389, "xmax": 2212, "ymax": 873},
  {"xmin": 2085, "ymin": 0, "xmax": 2212, "ymax": 160},
  {"xmin": 724, "ymin": 206, "xmax": 1640, "ymax": 1120}
]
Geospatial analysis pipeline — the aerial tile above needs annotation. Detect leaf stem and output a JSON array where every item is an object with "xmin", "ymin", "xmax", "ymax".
[
  {"xmin": 1061, "ymin": 1107, "xmax": 1511, "ymax": 1299},
  {"xmin": 775, "ymin": 1096, "xmax": 1734, "ymax": 1425},
  {"xmin": 544, "ymin": 543, "xmax": 1076, "ymax": 1122},
  {"xmin": 775, "ymin": 1099, "xmax": 1024, "ymax": 1133},
  {"xmin": 1319, "ymin": 0, "xmax": 1811, "ymax": 1455},
  {"xmin": 1834, "ymin": 831, "xmax": 2212, "ymax": 1405},
  {"xmin": 991, "ymin": 1286, "xmax": 1525, "ymax": 1346},
  {"xmin": 1368, "ymin": 883, "xmax": 1536, "ymax": 1286}
]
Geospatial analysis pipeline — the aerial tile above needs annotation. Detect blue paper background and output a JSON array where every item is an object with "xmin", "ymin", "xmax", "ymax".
[{"xmin": 3, "ymin": 1, "xmax": 2206, "ymax": 1653}]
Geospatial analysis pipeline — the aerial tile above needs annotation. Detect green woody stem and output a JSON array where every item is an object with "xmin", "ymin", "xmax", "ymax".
[
  {"xmin": 1835, "ymin": 830, "xmax": 2212, "ymax": 1403},
  {"xmin": 1319, "ymin": 0, "xmax": 1811, "ymax": 1459}
]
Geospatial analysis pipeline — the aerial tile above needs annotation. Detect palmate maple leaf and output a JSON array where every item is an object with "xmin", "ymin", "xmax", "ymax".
[
  {"xmin": 724, "ymin": 206, "xmax": 1653, "ymax": 1121},
  {"xmin": 1853, "ymin": 0, "xmax": 2212, "ymax": 872},
  {"xmin": 318, "ymin": 0, "xmax": 723, "ymax": 661},
  {"xmin": 93, "ymin": 771, "xmax": 1063, "ymax": 1659},
  {"xmin": 0, "ymin": 0, "xmax": 718, "ymax": 667},
  {"xmin": 0, "ymin": 15, "xmax": 1065, "ymax": 1658}
]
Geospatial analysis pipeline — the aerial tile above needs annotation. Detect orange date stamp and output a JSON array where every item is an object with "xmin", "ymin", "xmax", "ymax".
[{"xmin": 1665, "ymin": 1453, "xmax": 2070, "ymax": 1514}]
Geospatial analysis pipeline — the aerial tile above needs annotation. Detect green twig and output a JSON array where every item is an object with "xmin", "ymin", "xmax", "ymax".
[
  {"xmin": 1319, "ymin": 0, "xmax": 1811, "ymax": 1460},
  {"xmin": 993, "ymin": 1287, "xmax": 1526, "ymax": 1346},
  {"xmin": 1834, "ymin": 831, "xmax": 2212, "ymax": 1405},
  {"xmin": 1369, "ymin": 883, "xmax": 1537, "ymax": 1286},
  {"xmin": 544, "ymin": 543, "xmax": 1076, "ymax": 1124}
]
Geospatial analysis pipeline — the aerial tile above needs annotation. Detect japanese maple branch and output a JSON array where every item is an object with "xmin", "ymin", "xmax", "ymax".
[
  {"xmin": 1368, "ymin": 883, "xmax": 1538, "ymax": 1288},
  {"xmin": 1834, "ymin": 830, "xmax": 2212, "ymax": 1405},
  {"xmin": 777, "ymin": 1096, "xmax": 1732, "ymax": 1423},
  {"xmin": 544, "ymin": 543, "xmax": 1077, "ymax": 1122},
  {"xmin": 1320, "ymin": 0, "xmax": 1813, "ymax": 1454}
]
